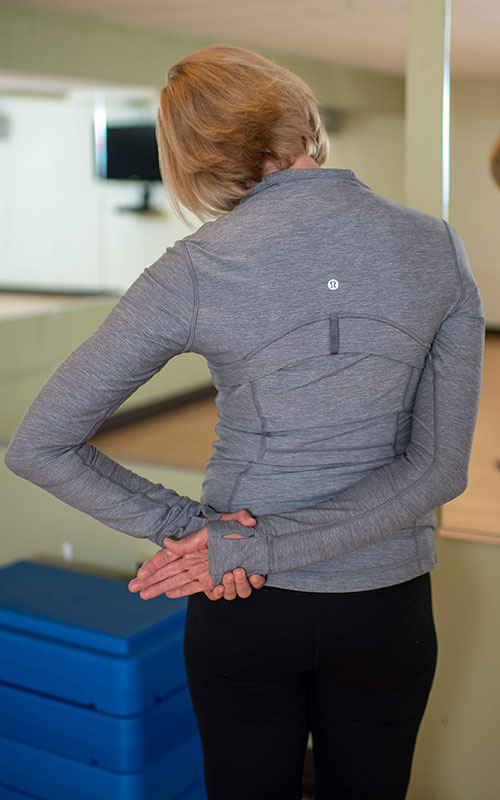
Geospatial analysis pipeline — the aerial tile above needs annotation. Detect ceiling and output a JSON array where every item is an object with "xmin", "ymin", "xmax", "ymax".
[{"xmin": 11, "ymin": 0, "xmax": 500, "ymax": 79}]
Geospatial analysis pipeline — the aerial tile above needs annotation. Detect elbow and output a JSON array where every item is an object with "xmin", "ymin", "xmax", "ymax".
[
  {"xmin": 453, "ymin": 475, "xmax": 469, "ymax": 500},
  {"xmin": 440, "ymin": 472, "xmax": 469, "ymax": 505},
  {"xmin": 416, "ymin": 463, "xmax": 469, "ymax": 510},
  {"xmin": 4, "ymin": 441, "xmax": 39, "ymax": 480},
  {"xmin": 4, "ymin": 444, "xmax": 27, "ymax": 477}
]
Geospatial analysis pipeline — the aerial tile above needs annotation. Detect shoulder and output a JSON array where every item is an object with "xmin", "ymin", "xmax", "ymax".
[
  {"xmin": 179, "ymin": 200, "xmax": 256, "ymax": 253},
  {"xmin": 363, "ymin": 189, "xmax": 448, "ymax": 236}
]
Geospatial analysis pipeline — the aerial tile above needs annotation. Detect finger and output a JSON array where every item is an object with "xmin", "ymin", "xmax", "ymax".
[
  {"xmin": 222, "ymin": 572, "xmax": 237, "ymax": 601},
  {"xmin": 161, "ymin": 562, "xmax": 214, "ymax": 596},
  {"xmin": 165, "ymin": 580, "xmax": 208, "ymax": 598},
  {"xmin": 139, "ymin": 570, "xmax": 195, "ymax": 599},
  {"xmin": 162, "ymin": 527, "xmax": 208, "ymax": 555},
  {"xmin": 233, "ymin": 568, "xmax": 252, "ymax": 598},
  {"xmin": 249, "ymin": 573, "xmax": 266, "ymax": 588},
  {"xmin": 204, "ymin": 585, "xmax": 225, "ymax": 601},
  {"xmin": 133, "ymin": 548, "xmax": 211, "ymax": 591},
  {"xmin": 129, "ymin": 562, "xmax": 181, "ymax": 592},
  {"xmin": 212, "ymin": 584, "xmax": 226, "ymax": 599},
  {"xmin": 235, "ymin": 509, "xmax": 257, "ymax": 526},
  {"xmin": 130, "ymin": 556, "xmax": 196, "ymax": 591},
  {"xmin": 161, "ymin": 539, "xmax": 191, "ymax": 556},
  {"xmin": 138, "ymin": 556, "xmax": 214, "ymax": 598},
  {"xmin": 220, "ymin": 509, "xmax": 257, "ymax": 526},
  {"xmin": 132, "ymin": 548, "xmax": 181, "ymax": 583}
]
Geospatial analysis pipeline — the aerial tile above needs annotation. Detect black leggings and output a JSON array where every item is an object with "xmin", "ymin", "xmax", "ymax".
[{"xmin": 183, "ymin": 572, "xmax": 438, "ymax": 800}]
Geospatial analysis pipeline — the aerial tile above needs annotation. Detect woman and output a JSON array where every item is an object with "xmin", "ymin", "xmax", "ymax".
[{"xmin": 5, "ymin": 44, "xmax": 485, "ymax": 800}]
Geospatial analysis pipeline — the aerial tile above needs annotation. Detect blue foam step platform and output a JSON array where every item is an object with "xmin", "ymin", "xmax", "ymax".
[
  {"xmin": 176, "ymin": 780, "xmax": 207, "ymax": 800},
  {"xmin": 0, "ymin": 786, "xmax": 42, "ymax": 800},
  {"xmin": 0, "ymin": 560, "xmax": 190, "ymax": 715},
  {"xmin": 0, "ymin": 560, "xmax": 208, "ymax": 798},
  {"xmin": 0, "ymin": 782, "xmax": 207, "ymax": 800},
  {"xmin": 0, "ymin": 679, "xmax": 198, "ymax": 772},
  {"xmin": 0, "ymin": 731, "xmax": 205, "ymax": 800}
]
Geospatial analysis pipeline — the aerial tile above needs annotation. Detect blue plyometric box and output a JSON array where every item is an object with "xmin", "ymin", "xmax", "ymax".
[
  {"xmin": 0, "ymin": 734, "xmax": 206, "ymax": 800},
  {"xmin": 0, "ymin": 559, "xmax": 207, "ymax": 799},
  {"xmin": 0, "ymin": 780, "xmax": 207, "ymax": 800},
  {"xmin": 0, "ymin": 560, "xmax": 190, "ymax": 714},
  {"xmin": 0, "ymin": 680, "xmax": 199, "ymax": 771}
]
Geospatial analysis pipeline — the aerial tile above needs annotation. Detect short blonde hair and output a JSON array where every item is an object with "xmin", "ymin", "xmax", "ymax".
[{"xmin": 156, "ymin": 43, "xmax": 330, "ymax": 226}]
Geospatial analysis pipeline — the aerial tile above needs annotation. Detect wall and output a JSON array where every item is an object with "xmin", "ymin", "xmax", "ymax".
[
  {"xmin": 408, "ymin": 533, "xmax": 500, "ymax": 800},
  {"xmin": 0, "ymin": 299, "xmax": 212, "ymax": 441},
  {"xmin": 2, "ymin": 79, "xmax": 499, "ymax": 318},
  {"xmin": 448, "ymin": 78, "xmax": 500, "ymax": 327},
  {"xmin": 0, "ymin": 441, "xmax": 206, "ymax": 578},
  {"xmin": 0, "ymin": 89, "xmax": 200, "ymax": 293}
]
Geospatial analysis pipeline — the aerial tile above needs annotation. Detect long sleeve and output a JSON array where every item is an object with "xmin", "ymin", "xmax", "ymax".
[
  {"xmin": 4, "ymin": 241, "xmax": 222, "ymax": 546},
  {"xmin": 205, "ymin": 222, "xmax": 486, "ymax": 586}
]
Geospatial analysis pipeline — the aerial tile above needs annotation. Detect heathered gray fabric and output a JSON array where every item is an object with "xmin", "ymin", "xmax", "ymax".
[{"xmin": 4, "ymin": 167, "xmax": 485, "ymax": 592}]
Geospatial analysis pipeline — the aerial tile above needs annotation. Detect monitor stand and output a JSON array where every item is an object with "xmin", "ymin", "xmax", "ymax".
[{"xmin": 116, "ymin": 182, "xmax": 165, "ymax": 215}]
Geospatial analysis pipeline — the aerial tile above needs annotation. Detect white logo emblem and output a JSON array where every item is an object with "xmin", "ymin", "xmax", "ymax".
[{"xmin": 327, "ymin": 278, "xmax": 339, "ymax": 290}]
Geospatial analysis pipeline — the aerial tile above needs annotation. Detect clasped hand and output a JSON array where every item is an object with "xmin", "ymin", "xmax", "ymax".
[{"xmin": 128, "ymin": 509, "xmax": 266, "ymax": 602}]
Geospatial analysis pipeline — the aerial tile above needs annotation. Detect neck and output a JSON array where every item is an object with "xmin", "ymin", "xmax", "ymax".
[{"xmin": 262, "ymin": 152, "xmax": 320, "ymax": 175}]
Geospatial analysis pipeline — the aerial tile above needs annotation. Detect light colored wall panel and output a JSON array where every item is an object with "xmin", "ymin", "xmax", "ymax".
[
  {"xmin": 0, "ymin": 441, "xmax": 206, "ymax": 576},
  {"xmin": 0, "ymin": 301, "xmax": 212, "ymax": 440}
]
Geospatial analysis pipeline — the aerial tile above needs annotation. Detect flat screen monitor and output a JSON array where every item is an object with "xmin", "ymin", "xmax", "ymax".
[{"xmin": 95, "ymin": 124, "xmax": 161, "ymax": 182}]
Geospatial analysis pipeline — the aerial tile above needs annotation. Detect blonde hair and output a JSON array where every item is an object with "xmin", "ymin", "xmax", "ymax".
[{"xmin": 156, "ymin": 43, "xmax": 330, "ymax": 227}]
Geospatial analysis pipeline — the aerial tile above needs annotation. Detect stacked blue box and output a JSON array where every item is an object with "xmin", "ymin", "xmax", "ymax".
[{"xmin": 0, "ymin": 559, "xmax": 207, "ymax": 799}]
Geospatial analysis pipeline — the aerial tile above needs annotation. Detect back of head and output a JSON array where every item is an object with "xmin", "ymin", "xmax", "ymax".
[{"xmin": 156, "ymin": 43, "xmax": 329, "ymax": 226}]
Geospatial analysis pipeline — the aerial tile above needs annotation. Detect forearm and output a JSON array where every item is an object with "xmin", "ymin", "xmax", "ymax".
[
  {"xmin": 4, "ymin": 244, "xmax": 223, "ymax": 546},
  {"xmin": 5, "ymin": 424, "xmax": 216, "ymax": 546}
]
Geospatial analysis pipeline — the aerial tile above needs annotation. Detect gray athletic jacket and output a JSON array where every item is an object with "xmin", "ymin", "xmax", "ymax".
[{"xmin": 4, "ymin": 167, "xmax": 485, "ymax": 592}]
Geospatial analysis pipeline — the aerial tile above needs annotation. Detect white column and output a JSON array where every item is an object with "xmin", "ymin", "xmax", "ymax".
[{"xmin": 405, "ymin": 0, "xmax": 451, "ymax": 220}]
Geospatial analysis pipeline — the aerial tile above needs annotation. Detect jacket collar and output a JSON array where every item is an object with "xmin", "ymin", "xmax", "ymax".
[{"xmin": 244, "ymin": 167, "xmax": 363, "ymax": 199}]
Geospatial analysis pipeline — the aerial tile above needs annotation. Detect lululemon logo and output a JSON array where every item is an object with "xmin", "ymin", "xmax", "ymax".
[{"xmin": 327, "ymin": 278, "xmax": 339, "ymax": 290}]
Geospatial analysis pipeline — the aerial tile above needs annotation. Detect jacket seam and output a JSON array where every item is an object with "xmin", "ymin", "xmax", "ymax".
[
  {"xmin": 251, "ymin": 381, "xmax": 270, "ymax": 444},
  {"xmin": 442, "ymin": 219, "xmax": 466, "ymax": 317},
  {"xmin": 180, "ymin": 241, "xmax": 200, "ymax": 353},
  {"xmin": 226, "ymin": 464, "xmax": 253, "ymax": 508},
  {"xmin": 413, "ymin": 524, "xmax": 423, "ymax": 571},
  {"xmin": 210, "ymin": 313, "xmax": 430, "ymax": 370},
  {"xmin": 391, "ymin": 366, "xmax": 415, "ymax": 456},
  {"xmin": 279, "ymin": 554, "xmax": 433, "ymax": 576},
  {"xmin": 267, "ymin": 356, "xmax": 439, "ymax": 542},
  {"xmin": 75, "ymin": 449, "xmax": 197, "ymax": 514},
  {"xmin": 211, "ymin": 315, "xmax": 330, "ymax": 368},
  {"xmin": 341, "ymin": 315, "xmax": 430, "ymax": 347},
  {"xmin": 248, "ymin": 173, "xmax": 362, "ymax": 198}
]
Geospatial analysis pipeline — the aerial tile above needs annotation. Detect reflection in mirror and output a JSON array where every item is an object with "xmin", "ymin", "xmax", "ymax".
[{"xmin": 0, "ymin": 84, "xmax": 201, "ymax": 295}]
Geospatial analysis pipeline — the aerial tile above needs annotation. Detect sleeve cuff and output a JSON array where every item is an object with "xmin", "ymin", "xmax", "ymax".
[
  {"xmin": 148, "ymin": 502, "xmax": 224, "ymax": 547},
  {"xmin": 206, "ymin": 518, "xmax": 271, "ymax": 587},
  {"xmin": 175, "ymin": 502, "xmax": 227, "ymax": 538}
]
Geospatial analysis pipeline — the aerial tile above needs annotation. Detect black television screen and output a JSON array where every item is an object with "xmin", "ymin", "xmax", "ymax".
[{"xmin": 95, "ymin": 124, "xmax": 161, "ymax": 182}]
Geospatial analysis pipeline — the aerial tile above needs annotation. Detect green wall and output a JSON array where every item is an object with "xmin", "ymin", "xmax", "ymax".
[{"xmin": 0, "ymin": 0, "xmax": 403, "ymax": 111}]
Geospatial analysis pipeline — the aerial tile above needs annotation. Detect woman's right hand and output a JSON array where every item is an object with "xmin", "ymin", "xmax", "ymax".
[{"xmin": 204, "ymin": 508, "xmax": 266, "ymax": 601}]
